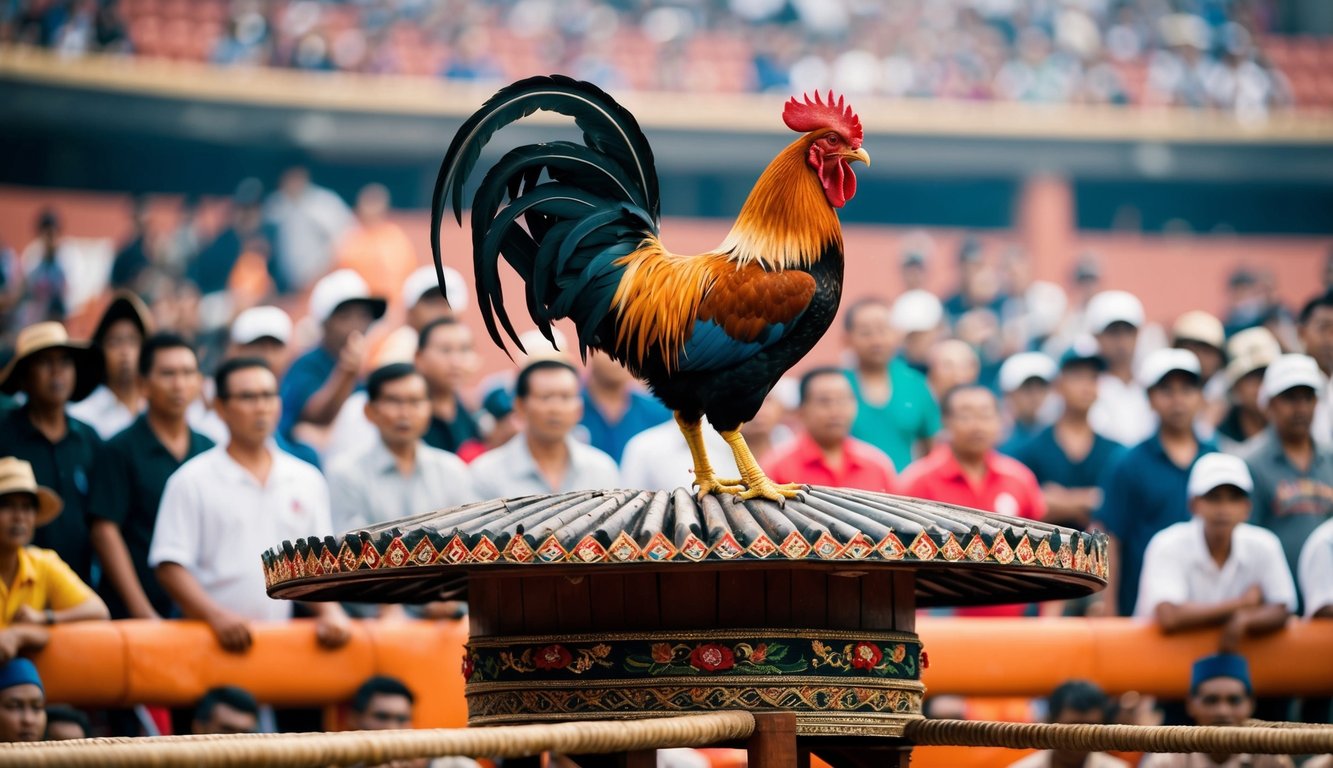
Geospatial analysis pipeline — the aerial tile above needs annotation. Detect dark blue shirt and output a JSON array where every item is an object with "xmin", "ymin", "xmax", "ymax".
[
  {"xmin": 188, "ymin": 228, "xmax": 243, "ymax": 295},
  {"xmin": 999, "ymin": 421, "xmax": 1044, "ymax": 459},
  {"xmin": 1014, "ymin": 425, "xmax": 1126, "ymax": 492},
  {"xmin": 279, "ymin": 346, "xmax": 337, "ymax": 438},
  {"xmin": 580, "ymin": 390, "xmax": 671, "ymax": 463},
  {"xmin": 1093, "ymin": 431, "xmax": 1215, "ymax": 615}
]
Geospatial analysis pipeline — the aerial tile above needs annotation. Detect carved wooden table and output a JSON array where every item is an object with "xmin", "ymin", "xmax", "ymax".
[{"xmin": 265, "ymin": 486, "xmax": 1107, "ymax": 767}]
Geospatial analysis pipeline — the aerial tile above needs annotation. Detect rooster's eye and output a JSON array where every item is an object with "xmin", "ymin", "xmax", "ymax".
[{"xmin": 823, "ymin": 133, "xmax": 840, "ymax": 146}]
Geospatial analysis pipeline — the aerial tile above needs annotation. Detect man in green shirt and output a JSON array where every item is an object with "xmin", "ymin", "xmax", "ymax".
[
  {"xmin": 90, "ymin": 334, "xmax": 214, "ymax": 619},
  {"xmin": 1242, "ymin": 354, "xmax": 1333, "ymax": 611},
  {"xmin": 843, "ymin": 298, "xmax": 941, "ymax": 471}
]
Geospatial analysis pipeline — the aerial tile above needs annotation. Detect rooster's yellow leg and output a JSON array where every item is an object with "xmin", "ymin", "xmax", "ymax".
[
  {"xmin": 719, "ymin": 426, "xmax": 804, "ymax": 502},
  {"xmin": 675, "ymin": 413, "xmax": 745, "ymax": 498}
]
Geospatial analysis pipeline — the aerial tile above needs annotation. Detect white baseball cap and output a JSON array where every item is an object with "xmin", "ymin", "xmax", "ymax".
[
  {"xmin": 1086, "ymin": 290, "xmax": 1145, "ymax": 334},
  {"xmin": 1137, "ymin": 347, "xmax": 1201, "ymax": 389},
  {"xmin": 998, "ymin": 352, "xmax": 1058, "ymax": 394},
  {"xmin": 1258, "ymin": 353, "xmax": 1326, "ymax": 408},
  {"xmin": 231, "ymin": 306, "xmax": 293, "ymax": 346},
  {"xmin": 402, "ymin": 265, "xmax": 468, "ymax": 313},
  {"xmin": 308, "ymin": 269, "xmax": 387, "ymax": 324},
  {"xmin": 890, "ymin": 290, "xmax": 944, "ymax": 334},
  {"xmin": 1188, "ymin": 453, "xmax": 1253, "ymax": 498}
]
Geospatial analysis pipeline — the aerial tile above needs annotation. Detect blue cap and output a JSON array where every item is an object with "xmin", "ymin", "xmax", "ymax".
[
  {"xmin": 0, "ymin": 658, "xmax": 43, "ymax": 693},
  {"xmin": 1190, "ymin": 653, "xmax": 1251, "ymax": 694},
  {"xmin": 482, "ymin": 387, "xmax": 514, "ymax": 419}
]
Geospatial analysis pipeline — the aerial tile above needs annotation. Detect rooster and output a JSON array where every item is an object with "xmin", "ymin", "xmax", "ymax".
[{"xmin": 431, "ymin": 76, "xmax": 869, "ymax": 501}]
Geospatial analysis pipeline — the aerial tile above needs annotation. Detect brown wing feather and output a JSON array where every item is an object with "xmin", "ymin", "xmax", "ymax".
[{"xmin": 697, "ymin": 264, "xmax": 817, "ymax": 343}]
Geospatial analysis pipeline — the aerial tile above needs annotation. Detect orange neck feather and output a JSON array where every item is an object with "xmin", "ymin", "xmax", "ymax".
[{"xmin": 718, "ymin": 135, "xmax": 843, "ymax": 270}]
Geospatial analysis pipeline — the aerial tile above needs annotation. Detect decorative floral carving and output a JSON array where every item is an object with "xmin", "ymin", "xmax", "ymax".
[
  {"xmin": 811, "ymin": 641, "xmax": 917, "ymax": 678},
  {"xmin": 689, "ymin": 644, "xmax": 735, "ymax": 672},
  {"xmin": 479, "ymin": 642, "xmax": 614, "ymax": 677},
  {"xmin": 850, "ymin": 642, "xmax": 882, "ymax": 670},
  {"xmin": 534, "ymin": 644, "xmax": 573, "ymax": 670},
  {"xmin": 625, "ymin": 640, "xmax": 806, "ymax": 676},
  {"xmin": 467, "ymin": 633, "xmax": 921, "ymax": 684}
]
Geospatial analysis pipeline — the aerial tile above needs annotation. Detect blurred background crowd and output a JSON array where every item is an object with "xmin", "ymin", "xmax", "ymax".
[
  {"xmin": 0, "ymin": 0, "xmax": 1331, "ymax": 764},
  {"xmin": 4, "ymin": 0, "xmax": 1332, "ymax": 113}
]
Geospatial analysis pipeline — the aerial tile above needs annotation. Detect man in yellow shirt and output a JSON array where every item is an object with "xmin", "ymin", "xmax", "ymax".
[{"xmin": 0, "ymin": 457, "xmax": 107, "ymax": 654}]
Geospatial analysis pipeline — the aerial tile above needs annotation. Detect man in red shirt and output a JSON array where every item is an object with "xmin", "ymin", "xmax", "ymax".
[
  {"xmin": 766, "ymin": 367, "xmax": 897, "ymax": 492},
  {"xmin": 899, "ymin": 384, "xmax": 1047, "ymax": 616}
]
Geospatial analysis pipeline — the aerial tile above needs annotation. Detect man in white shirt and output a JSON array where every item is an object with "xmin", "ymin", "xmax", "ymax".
[
  {"xmin": 326, "ymin": 363, "xmax": 475, "ymax": 534},
  {"xmin": 1299, "ymin": 517, "xmax": 1333, "ymax": 619},
  {"xmin": 621, "ymin": 419, "xmax": 739, "ymax": 493},
  {"xmin": 263, "ymin": 167, "xmax": 353, "ymax": 293},
  {"xmin": 1135, "ymin": 453, "xmax": 1296, "ymax": 652},
  {"xmin": 469, "ymin": 360, "xmax": 619, "ymax": 499},
  {"xmin": 150, "ymin": 358, "xmax": 351, "ymax": 653},
  {"xmin": 1087, "ymin": 290, "xmax": 1156, "ymax": 446}
]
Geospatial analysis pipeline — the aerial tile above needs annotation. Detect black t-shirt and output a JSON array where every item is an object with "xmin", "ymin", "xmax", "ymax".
[
  {"xmin": 422, "ymin": 407, "xmax": 481, "ymax": 454},
  {"xmin": 0, "ymin": 406, "xmax": 103, "ymax": 583},
  {"xmin": 92, "ymin": 415, "xmax": 214, "ymax": 617}
]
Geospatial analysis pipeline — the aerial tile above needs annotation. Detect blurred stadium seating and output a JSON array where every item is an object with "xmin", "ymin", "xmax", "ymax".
[{"xmin": 5, "ymin": 0, "xmax": 1332, "ymax": 111}]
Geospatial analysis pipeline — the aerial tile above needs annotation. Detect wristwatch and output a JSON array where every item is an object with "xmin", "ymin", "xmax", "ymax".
[{"xmin": 43, "ymin": 609, "xmax": 55, "ymax": 625}]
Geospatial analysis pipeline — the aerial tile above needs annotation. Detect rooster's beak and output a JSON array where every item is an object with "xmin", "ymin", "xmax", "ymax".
[{"xmin": 843, "ymin": 148, "xmax": 871, "ymax": 167}]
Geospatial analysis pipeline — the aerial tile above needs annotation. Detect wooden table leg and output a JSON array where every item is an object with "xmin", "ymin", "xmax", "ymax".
[{"xmin": 746, "ymin": 712, "xmax": 799, "ymax": 768}]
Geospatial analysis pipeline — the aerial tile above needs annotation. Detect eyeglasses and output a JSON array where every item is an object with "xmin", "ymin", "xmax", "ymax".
[
  {"xmin": 223, "ymin": 391, "xmax": 280, "ymax": 405},
  {"xmin": 1198, "ymin": 694, "xmax": 1247, "ymax": 707}
]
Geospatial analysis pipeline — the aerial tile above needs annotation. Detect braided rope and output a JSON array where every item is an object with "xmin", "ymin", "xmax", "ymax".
[
  {"xmin": 904, "ymin": 719, "xmax": 1333, "ymax": 754},
  {"xmin": 4, "ymin": 713, "xmax": 1331, "ymax": 766},
  {"xmin": 1244, "ymin": 719, "xmax": 1333, "ymax": 730},
  {"xmin": 0, "ymin": 711, "xmax": 756, "ymax": 768}
]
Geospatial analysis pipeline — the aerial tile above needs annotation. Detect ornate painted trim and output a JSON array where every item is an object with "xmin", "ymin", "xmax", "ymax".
[
  {"xmin": 263, "ymin": 523, "xmax": 1108, "ymax": 590},
  {"xmin": 463, "ymin": 630, "xmax": 922, "ymax": 685},
  {"xmin": 466, "ymin": 683, "xmax": 924, "ymax": 730}
]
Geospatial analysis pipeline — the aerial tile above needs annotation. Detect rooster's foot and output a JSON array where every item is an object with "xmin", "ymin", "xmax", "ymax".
[
  {"xmin": 736, "ymin": 480, "xmax": 805, "ymax": 503},
  {"xmin": 694, "ymin": 475, "xmax": 747, "ymax": 499}
]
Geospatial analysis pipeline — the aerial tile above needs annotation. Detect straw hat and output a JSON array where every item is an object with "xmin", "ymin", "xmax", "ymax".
[
  {"xmin": 0, "ymin": 457, "xmax": 62, "ymax": 527},
  {"xmin": 0, "ymin": 322, "xmax": 103, "ymax": 402},
  {"xmin": 92, "ymin": 291, "xmax": 153, "ymax": 345},
  {"xmin": 1224, "ymin": 326, "xmax": 1281, "ymax": 387}
]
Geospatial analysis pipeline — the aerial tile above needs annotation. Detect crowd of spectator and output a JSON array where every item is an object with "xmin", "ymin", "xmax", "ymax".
[
  {"xmin": 4, "ymin": 0, "xmax": 1322, "ymax": 113},
  {"xmin": 0, "ymin": 163, "xmax": 1330, "ymax": 754}
]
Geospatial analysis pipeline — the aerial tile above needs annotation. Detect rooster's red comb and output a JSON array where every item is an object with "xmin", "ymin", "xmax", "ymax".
[{"xmin": 783, "ymin": 91, "xmax": 863, "ymax": 146}]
